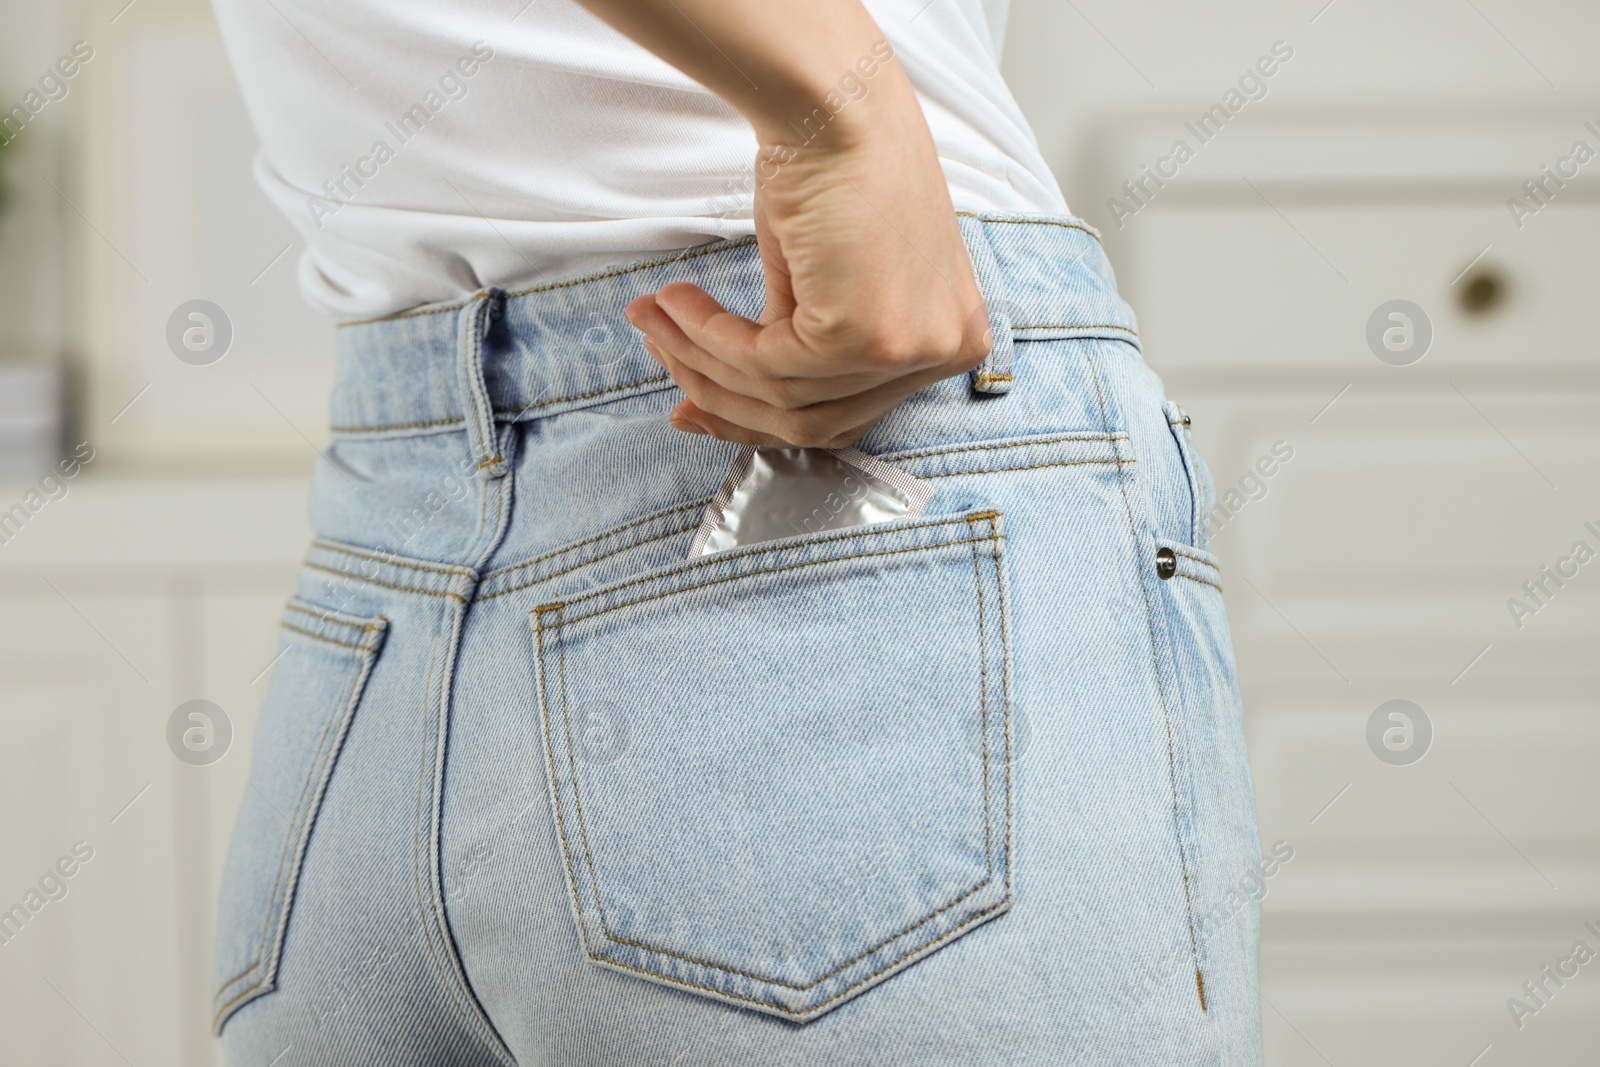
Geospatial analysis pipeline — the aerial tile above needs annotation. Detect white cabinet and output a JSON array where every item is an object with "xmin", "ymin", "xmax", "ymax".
[
  {"xmin": 1098, "ymin": 118, "xmax": 1600, "ymax": 1065},
  {"xmin": 0, "ymin": 478, "xmax": 307, "ymax": 1066}
]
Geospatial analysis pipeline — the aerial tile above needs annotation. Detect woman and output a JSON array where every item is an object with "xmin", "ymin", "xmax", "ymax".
[{"xmin": 210, "ymin": 0, "xmax": 1262, "ymax": 1063}]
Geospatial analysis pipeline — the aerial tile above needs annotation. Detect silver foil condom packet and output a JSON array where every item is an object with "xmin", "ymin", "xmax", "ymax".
[{"xmin": 689, "ymin": 446, "xmax": 934, "ymax": 557}]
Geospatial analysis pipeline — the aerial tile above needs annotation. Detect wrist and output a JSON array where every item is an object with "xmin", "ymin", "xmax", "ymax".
[{"xmin": 743, "ymin": 36, "xmax": 915, "ymax": 152}]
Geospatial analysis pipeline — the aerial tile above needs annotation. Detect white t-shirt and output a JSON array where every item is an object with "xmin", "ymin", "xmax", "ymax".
[{"xmin": 212, "ymin": 0, "xmax": 1068, "ymax": 319}]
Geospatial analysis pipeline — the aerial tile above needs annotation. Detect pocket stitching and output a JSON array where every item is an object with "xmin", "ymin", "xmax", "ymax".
[
  {"xmin": 301, "ymin": 559, "xmax": 469, "ymax": 603},
  {"xmin": 480, "ymin": 498, "xmax": 707, "ymax": 585},
  {"xmin": 279, "ymin": 620, "xmax": 384, "ymax": 652},
  {"xmin": 556, "ymin": 584, "xmax": 998, "ymax": 990},
  {"xmin": 1174, "ymin": 571, "xmax": 1223, "ymax": 593},
  {"xmin": 533, "ymin": 513, "xmax": 1010, "ymax": 1009},
  {"xmin": 211, "ymin": 615, "xmax": 388, "ymax": 1030},
  {"xmin": 537, "ymin": 512, "xmax": 999, "ymax": 624},
  {"xmin": 922, "ymin": 457, "xmax": 1127, "ymax": 479},
  {"xmin": 881, "ymin": 431, "xmax": 1124, "ymax": 462},
  {"xmin": 477, "ymin": 519, "xmax": 701, "ymax": 602},
  {"xmin": 213, "ymin": 661, "xmax": 361, "ymax": 1020}
]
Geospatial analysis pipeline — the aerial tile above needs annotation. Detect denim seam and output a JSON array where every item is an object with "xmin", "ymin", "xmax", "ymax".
[
  {"xmin": 330, "ymin": 414, "xmax": 467, "ymax": 434},
  {"xmin": 1080, "ymin": 347, "xmax": 1208, "ymax": 1012},
  {"xmin": 279, "ymin": 621, "xmax": 380, "ymax": 652},
  {"xmin": 554, "ymin": 603, "xmax": 613, "ymax": 962},
  {"xmin": 418, "ymin": 419, "xmax": 522, "ymax": 1064},
  {"xmin": 534, "ymin": 517, "xmax": 1007, "ymax": 998},
  {"xmin": 416, "ymin": 605, "xmax": 519, "ymax": 1066},
  {"xmin": 211, "ymin": 616, "xmax": 379, "ymax": 997},
  {"xmin": 922, "ymin": 458, "xmax": 1126, "ymax": 479},
  {"xmin": 968, "ymin": 518, "xmax": 995, "ymax": 886},
  {"xmin": 1013, "ymin": 323, "xmax": 1139, "ymax": 336},
  {"xmin": 591, "ymin": 899, "xmax": 1011, "ymax": 1018},
  {"xmin": 1162, "ymin": 405, "xmax": 1205, "ymax": 549},
  {"xmin": 534, "ymin": 609, "xmax": 599, "ymax": 956},
  {"xmin": 538, "ymin": 513, "xmax": 996, "ymax": 617},
  {"xmin": 1175, "ymin": 572, "xmax": 1224, "ymax": 593},
  {"xmin": 885, "ymin": 432, "xmax": 1126, "ymax": 462},
  {"xmin": 301, "ymin": 560, "xmax": 470, "ymax": 603},
  {"xmin": 306, "ymin": 550, "xmax": 470, "ymax": 582},
  {"xmin": 212, "ymin": 632, "xmax": 383, "ymax": 1032},
  {"xmin": 988, "ymin": 515, "xmax": 1015, "ymax": 902},
  {"xmin": 476, "ymin": 522, "xmax": 699, "ymax": 602},
  {"xmin": 503, "ymin": 375, "xmax": 673, "ymax": 416},
  {"xmin": 539, "ymin": 534, "xmax": 997, "ymax": 627},
  {"xmin": 596, "ymin": 881, "xmax": 992, "ymax": 994},
  {"xmin": 481, "ymin": 449, "xmax": 1113, "ymax": 599},
  {"xmin": 1170, "ymin": 545, "xmax": 1220, "ymax": 569},
  {"xmin": 335, "ymin": 236, "xmax": 761, "ymax": 329},
  {"xmin": 212, "ymin": 641, "xmax": 370, "ymax": 1010},
  {"xmin": 480, "ymin": 500, "xmax": 707, "ymax": 584},
  {"xmin": 283, "ymin": 603, "xmax": 391, "ymax": 637},
  {"xmin": 329, "ymin": 376, "xmax": 677, "ymax": 435},
  {"xmin": 960, "ymin": 213, "xmax": 1104, "ymax": 243}
]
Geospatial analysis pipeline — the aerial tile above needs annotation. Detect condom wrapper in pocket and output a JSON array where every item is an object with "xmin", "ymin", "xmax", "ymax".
[{"xmin": 689, "ymin": 446, "xmax": 934, "ymax": 557}]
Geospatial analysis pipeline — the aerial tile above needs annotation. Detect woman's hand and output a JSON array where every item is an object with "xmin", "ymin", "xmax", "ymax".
[{"xmin": 577, "ymin": 0, "xmax": 990, "ymax": 447}]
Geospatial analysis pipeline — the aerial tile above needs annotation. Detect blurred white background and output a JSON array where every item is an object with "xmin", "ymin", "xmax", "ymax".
[{"xmin": 0, "ymin": 0, "xmax": 1596, "ymax": 1063}]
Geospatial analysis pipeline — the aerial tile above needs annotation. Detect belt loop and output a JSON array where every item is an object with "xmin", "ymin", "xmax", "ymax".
[
  {"xmin": 457, "ymin": 288, "xmax": 508, "ymax": 479},
  {"xmin": 958, "ymin": 214, "xmax": 1015, "ymax": 396}
]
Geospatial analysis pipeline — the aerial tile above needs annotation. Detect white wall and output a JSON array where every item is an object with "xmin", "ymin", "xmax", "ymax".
[{"xmin": 1003, "ymin": 2, "xmax": 1600, "ymax": 1064}]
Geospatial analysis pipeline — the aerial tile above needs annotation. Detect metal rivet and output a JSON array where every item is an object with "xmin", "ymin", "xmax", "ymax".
[{"xmin": 1156, "ymin": 546, "xmax": 1177, "ymax": 580}]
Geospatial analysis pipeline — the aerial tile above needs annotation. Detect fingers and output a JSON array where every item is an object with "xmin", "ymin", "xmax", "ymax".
[
  {"xmin": 626, "ymin": 282, "xmax": 993, "ymax": 447},
  {"xmin": 646, "ymin": 331, "xmax": 947, "ymax": 447},
  {"xmin": 628, "ymin": 290, "xmax": 899, "ymax": 408}
]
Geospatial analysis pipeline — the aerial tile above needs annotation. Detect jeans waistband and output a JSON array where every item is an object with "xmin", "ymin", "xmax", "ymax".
[{"xmin": 327, "ymin": 212, "xmax": 1140, "ymax": 442}]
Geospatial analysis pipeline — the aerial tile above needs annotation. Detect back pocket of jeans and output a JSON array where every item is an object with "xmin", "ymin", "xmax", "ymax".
[
  {"xmin": 212, "ymin": 598, "xmax": 388, "ymax": 1033},
  {"xmin": 530, "ymin": 510, "xmax": 1013, "ymax": 1022}
]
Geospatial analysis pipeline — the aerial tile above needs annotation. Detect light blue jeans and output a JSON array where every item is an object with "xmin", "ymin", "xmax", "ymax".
[{"xmin": 213, "ymin": 213, "xmax": 1262, "ymax": 1066}]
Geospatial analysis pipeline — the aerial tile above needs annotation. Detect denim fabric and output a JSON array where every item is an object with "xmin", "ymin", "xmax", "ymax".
[{"xmin": 213, "ymin": 213, "xmax": 1262, "ymax": 1066}]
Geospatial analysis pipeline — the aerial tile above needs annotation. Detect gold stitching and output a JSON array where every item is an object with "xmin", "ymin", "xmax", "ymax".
[
  {"xmin": 539, "ymin": 513, "xmax": 999, "ymax": 617},
  {"xmin": 214, "ymin": 613, "xmax": 383, "ymax": 1000},
  {"xmin": 989, "ymin": 519, "xmax": 1014, "ymax": 897},
  {"xmin": 477, "ymin": 523, "xmax": 699, "ymax": 602},
  {"xmin": 1081, "ymin": 346, "xmax": 1207, "ymax": 1010},
  {"xmin": 279, "ymin": 621, "xmax": 379, "ymax": 652},
  {"xmin": 283, "ymin": 601, "xmax": 389, "ymax": 631},
  {"xmin": 336, "ymin": 237, "xmax": 761, "ymax": 329},
  {"xmin": 212, "ymin": 644, "xmax": 376, "ymax": 1028},
  {"xmin": 1013, "ymin": 323, "xmax": 1138, "ymax": 336},
  {"xmin": 591, "ymin": 897, "xmax": 1011, "ymax": 1018},
  {"xmin": 308, "ymin": 542, "xmax": 475, "ymax": 578},
  {"xmin": 955, "ymin": 212, "xmax": 1103, "ymax": 244},
  {"xmin": 967, "ymin": 517, "xmax": 995, "ymax": 882},
  {"xmin": 503, "ymin": 375, "xmax": 672, "ymax": 416},
  {"xmin": 479, "ymin": 501, "xmax": 707, "ymax": 586},
  {"xmin": 886, "ymin": 432, "xmax": 1126, "ymax": 462},
  {"xmin": 921, "ymin": 459, "xmax": 1127, "ymax": 479},
  {"xmin": 301, "ymin": 560, "xmax": 468, "ymax": 603},
  {"xmin": 330, "ymin": 414, "xmax": 467, "ymax": 435},
  {"xmin": 541, "ymin": 535, "xmax": 999, "ymax": 628},
  {"xmin": 534, "ymin": 611, "xmax": 596, "ymax": 956},
  {"xmin": 329, "ymin": 375, "xmax": 676, "ymax": 435},
  {"xmin": 536, "ymin": 519, "xmax": 1009, "ymax": 995}
]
